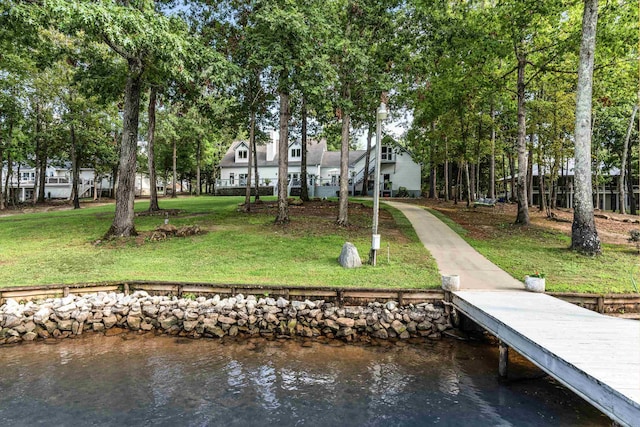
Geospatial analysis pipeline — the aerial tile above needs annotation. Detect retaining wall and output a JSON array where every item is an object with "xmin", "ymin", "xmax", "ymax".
[{"xmin": 0, "ymin": 290, "xmax": 451, "ymax": 345}]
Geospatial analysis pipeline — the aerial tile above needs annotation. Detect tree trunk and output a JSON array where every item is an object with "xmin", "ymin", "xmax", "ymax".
[
  {"xmin": 571, "ymin": 0, "xmax": 601, "ymax": 255},
  {"xmin": 245, "ymin": 110, "xmax": 255, "ymax": 210},
  {"xmin": 105, "ymin": 61, "xmax": 143, "ymax": 238},
  {"xmin": 33, "ymin": 103, "xmax": 41, "ymax": 206},
  {"xmin": 0, "ymin": 120, "xmax": 9, "ymax": 210},
  {"xmin": 618, "ymin": 105, "xmax": 638, "ymax": 215},
  {"xmin": 275, "ymin": 91, "xmax": 290, "ymax": 224},
  {"xmin": 5, "ymin": 151, "xmax": 12, "ymax": 207},
  {"xmin": 539, "ymin": 161, "xmax": 547, "ymax": 213},
  {"xmin": 362, "ymin": 125, "xmax": 372, "ymax": 197},
  {"xmin": 508, "ymin": 151, "xmax": 516, "ymax": 202},
  {"xmin": 38, "ymin": 135, "xmax": 46, "ymax": 203},
  {"xmin": 444, "ymin": 138, "xmax": 449, "ymax": 201},
  {"xmin": 429, "ymin": 141, "xmax": 436, "ymax": 199},
  {"xmin": 502, "ymin": 154, "xmax": 508, "ymax": 201},
  {"xmin": 171, "ymin": 139, "xmax": 177, "ymax": 198},
  {"xmin": 196, "ymin": 139, "xmax": 201, "ymax": 196},
  {"xmin": 252, "ymin": 114, "xmax": 260, "ymax": 201},
  {"xmin": 515, "ymin": 54, "xmax": 530, "ymax": 225},
  {"xmin": 627, "ymin": 145, "xmax": 637, "ymax": 215},
  {"xmin": 337, "ymin": 108, "xmax": 350, "ymax": 226},
  {"xmin": 469, "ymin": 163, "xmax": 476, "ymax": 201},
  {"xmin": 70, "ymin": 123, "xmax": 80, "ymax": 209},
  {"xmin": 94, "ymin": 170, "xmax": 98, "ymax": 201},
  {"xmin": 300, "ymin": 98, "xmax": 310, "ymax": 202},
  {"xmin": 490, "ymin": 106, "xmax": 496, "ymax": 199},
  {"xmin": 147, "ymin": 87, "xmax": 160, "ymax": 211},
  {"xmin": 464, "ymin": 161, "xmax": 471, "ymax": 207},
  {"xmin": 527, "ymin": 140, "xmax": 534, "ymax": 207},
  {"xmin": 0, "ymin": 142, "xmax": 3, "ymax": 210}
]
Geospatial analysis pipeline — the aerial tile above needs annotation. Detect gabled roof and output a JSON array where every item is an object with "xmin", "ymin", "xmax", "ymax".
[{"xmin": 219, "ymin": 139, "xmax": 329, "ymax": 168}]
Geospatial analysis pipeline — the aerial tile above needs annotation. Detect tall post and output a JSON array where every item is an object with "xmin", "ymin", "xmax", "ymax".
[
  {"xmin": 499, "ymin": 341, "xmax": 509, "ymax": 379},
  {"xmin": 371, "ymin": 102, "xmax": 387, "ymax": 266}
]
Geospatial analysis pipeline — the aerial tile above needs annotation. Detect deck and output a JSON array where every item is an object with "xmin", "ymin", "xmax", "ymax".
[{"xmin": 453, "ymin": 290, "xmax": 640, "ymax": 427}]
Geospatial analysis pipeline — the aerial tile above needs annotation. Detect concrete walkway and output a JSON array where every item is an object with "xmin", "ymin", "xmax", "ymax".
[{"xmin": 384, "ymin": 201, "xmax": 523, "ymax": 290}]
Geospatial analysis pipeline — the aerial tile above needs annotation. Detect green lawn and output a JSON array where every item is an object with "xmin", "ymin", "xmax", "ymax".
[
  {"xmin": 428, "ymin": 208, "xmax": 640, "ymax": 294},
  {"xmin": 0, "ymin": 197, "xmax": 440, "ymax": 289}
]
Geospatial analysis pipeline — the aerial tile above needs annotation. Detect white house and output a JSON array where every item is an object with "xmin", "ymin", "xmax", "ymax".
[
  {"xmin": 218, "ymin": 130, "xmax": 421, "ymax": 197},
  {"xmin": 0, "ymin": 165, "xmax": 113, "ymax": 202}
]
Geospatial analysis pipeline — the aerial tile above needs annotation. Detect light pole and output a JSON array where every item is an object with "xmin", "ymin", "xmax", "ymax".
[{"xmin": 371, "ymin": 102, "xmax": 387, "ymax": 266}]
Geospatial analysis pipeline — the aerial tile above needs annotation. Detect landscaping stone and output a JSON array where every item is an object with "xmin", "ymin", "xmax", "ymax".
[
  {"xmin": 338, "ymin": 242, "xmax": 362, "ymax": 268},
  {"xmin": 0, "ymin": 292, "xmax": 450, "ymax": 345}
]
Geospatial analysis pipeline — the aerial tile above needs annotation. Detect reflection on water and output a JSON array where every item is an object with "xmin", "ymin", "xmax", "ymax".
[{"xmin": 0, "ymin": 334, "xmax": 608, "ymax": 426}]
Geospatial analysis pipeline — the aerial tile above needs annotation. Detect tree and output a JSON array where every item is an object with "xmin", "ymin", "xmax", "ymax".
[
  {"xmin": 571, "ymin": 0, "xmax": 601, "ymax": 255},
  {"xmin": 31, "ymin": 0, "xmax": 206, "ymax": 237}
]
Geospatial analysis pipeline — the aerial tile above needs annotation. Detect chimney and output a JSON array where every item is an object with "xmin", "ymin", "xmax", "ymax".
[{"xmin": 266, "ymin": 129, "xmax": 278, "ymax": 162}]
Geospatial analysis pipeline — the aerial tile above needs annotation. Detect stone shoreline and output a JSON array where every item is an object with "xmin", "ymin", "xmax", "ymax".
[{"xmin": 0, "ymin": 291, "xmax": 452, "ymax": 345}]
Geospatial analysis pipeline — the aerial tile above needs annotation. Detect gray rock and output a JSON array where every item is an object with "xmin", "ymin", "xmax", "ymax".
[
  {"xmin": 372, "ymin": 328, "xmax": 388, "ymax": 339},
  {"xmin": 417, "ymin": 321, "xmax": 433, "ymax": 331},
  {"xmin": 391, "ymin": 320, "xmax": 406, "ymax": 335},
  {"xmin": 160, "ymin": 316, "xmax": 178, "ymax": 330},
  {"xmin": 183, "ymin": 320, "xmax": 198, "ymax": 332},
  {"xmin": 336, "ymin": 317, "xmax": 355, "ymax": 328},
  {"xmin": 291, "ymin": 300, "xmax": 306, "ymax": 311},
  {"xmin": 140, "ymin": 322, "xmax": 154, "ymax": 331},
  {"xmin": 93, "ymin": 322, "xmax": 105, "ymax": 332},
  {"xmin": 218, "ymin": 316, "xmax": 237, "ymax": 325},
  {"xmin": 44, "ymin": 321, "xmax": 58, "ymax": 334},
  {"xmin": 2, "ymin": 314, "xmax": 22, "ymax": 329},
  {"xmin": 22, "ymin": 331, "xmax": 37, "ymax": 341},
  {"xmin": 354, "ymin": 318, "xmax": 367, "ymax": 328},
  {"xmin": 24, "ymin": 321, "xmax": 36, "ymax": 333},
  {"xmin": 58, "ymin": 319, "xmax": 73, "ymax": 331},
  {"xmin": 127, "ymin": 316, "xmax": 142, "ymax": 330},
  {"xmin": 338, "ymin": 242, "xmax": 362, "ymax": 268},
  {"xmin": 336, "ymin": 327, "xmax": 354, "ymax": 337},
  {"xmin": 324, "ymin": 319, "xmax": 339, "ymax": 331},
  {"xmin": 276, "ymin": 297, "xmax": 289, "ymax": 308},
  {"xmin": 385, "ymin": 301, "xmax": 397, "ymax": 311},
  {"xmin": 33, "ymin": 307, "xmax": 52, "ymax": 325},
  {"xmin": 265, "ymin": 313, "xmax": 278, "ymax": 324},
  {"xmin": 103, "ymin": 315, "xmax": 118, "ymax": 329}
]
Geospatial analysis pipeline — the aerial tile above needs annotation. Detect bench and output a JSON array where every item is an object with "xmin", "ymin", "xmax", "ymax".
[{"xmin": 473, "ymin": 198, "xmax": 497, "ymax": 208}]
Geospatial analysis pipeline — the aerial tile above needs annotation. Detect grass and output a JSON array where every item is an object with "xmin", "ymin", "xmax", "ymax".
[
  {"xmin": 428, "ymin": 208, "xmax": 639, "ymax": 294},
  {"xmin": 0, "ymin": 197, "xmax": 441, "ymax": 289}
]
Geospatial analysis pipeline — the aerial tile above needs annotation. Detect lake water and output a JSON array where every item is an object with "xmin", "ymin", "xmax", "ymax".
[{"xmin": 0, "ymin": 334, "xmax": 608, "ymax": 426}]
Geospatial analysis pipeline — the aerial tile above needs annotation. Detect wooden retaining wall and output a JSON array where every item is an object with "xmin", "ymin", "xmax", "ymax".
[{"xmin": 0, "ymin": 282, "xmax": 638, "ymax": 318}]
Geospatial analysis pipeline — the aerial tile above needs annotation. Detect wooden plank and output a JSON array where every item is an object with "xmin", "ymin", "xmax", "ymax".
[
  {"xmin": 1, "ymin": 289, "xmax": 63, "ymax": 300},
  {"xmin": 288, "ymin": 289, "xmax": 338, "ymax": 298},
  {"xmin": 453, "ymin": 291, "xmax": 640, "ymax": 427}
]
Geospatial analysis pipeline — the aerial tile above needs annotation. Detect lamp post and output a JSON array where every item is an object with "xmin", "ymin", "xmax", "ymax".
[{"xmin": 371, "ymin": 102, "xmax": 387, "ymax": 266}]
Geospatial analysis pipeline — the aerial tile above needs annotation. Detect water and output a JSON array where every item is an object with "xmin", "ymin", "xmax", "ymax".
[{"xmin": 0, "ymin": 334, "xmax": 608, "ymax": 426}]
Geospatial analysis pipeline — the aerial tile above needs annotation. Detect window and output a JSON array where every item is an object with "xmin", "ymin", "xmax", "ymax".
[
  {"xmin": 381, "ymin": 146, "xmax": 394, "ymax": 161},
  {"xmin": 238, "ymin": 150, "xmax": 248, "ymax": 159},
  {"xmin": 229, "ymin": 173, "xmax": 235, "ymax": 185},
  {"xmin": 239, "ymin": 174, "xmax": 248, "ymax": 186},
  {"xmin": 290, "ymin": 148, "xmax": 301, "ymax": 158},
  {"xmin": 287, "ymin": 173, "xmax": 300, "ymax": 185}
]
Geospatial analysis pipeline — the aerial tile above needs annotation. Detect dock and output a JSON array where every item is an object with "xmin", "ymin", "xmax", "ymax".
[
  {"xmin": 383, "ymin": 201, "xmax": 640, "ymax": 426},
  {"xmin": 453, "ymin": 290, "xmax": 640, "ymax": 427}
]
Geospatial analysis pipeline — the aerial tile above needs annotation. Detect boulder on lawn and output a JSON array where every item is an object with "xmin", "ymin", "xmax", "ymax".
[{"xmin": 338, "ymin": 242, "xmax": 362, "ymax": 269}]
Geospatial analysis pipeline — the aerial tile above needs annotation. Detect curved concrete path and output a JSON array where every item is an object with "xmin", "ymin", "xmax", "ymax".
[{"xmin": 384, "ymin": 201, "xmax": 523, "ymax": 290}]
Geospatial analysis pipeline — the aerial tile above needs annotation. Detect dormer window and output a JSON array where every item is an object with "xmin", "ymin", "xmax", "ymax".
[
  {"xmin": 235, "ymin": 143, "xmax": 249, "ymax": 163},
  {"xmin": 290, "ymin": 147, "xmax": 301, "ymax": 159}
]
